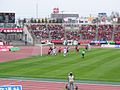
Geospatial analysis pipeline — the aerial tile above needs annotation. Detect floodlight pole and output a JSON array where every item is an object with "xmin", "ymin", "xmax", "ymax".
[
  {"xmin": 36, "ymin": 0, "xmax": 38, "ymax": 18},
  {"xmin": 61, "ymin": 11, "xmax": 67, "ymax": 40}
]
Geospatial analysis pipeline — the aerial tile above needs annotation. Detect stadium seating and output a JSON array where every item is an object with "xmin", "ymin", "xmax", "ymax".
[
  {"xmin": 80, "ymin": 25, "xmax": 96, "ymax": 40},
  {"xmin": 26, "ymin": 24, "xmax": 120, "ymax": 42},
  {"xmin": 97, "ymin": 25, "xmax": 113, "ymax": 41},
  {"xmin": 27, "ymin": 24, "xmax": 64, "ymax": 40},
  {"xmin": 114, "ymin": 25, "xmax": 120, "ymax": 41}
]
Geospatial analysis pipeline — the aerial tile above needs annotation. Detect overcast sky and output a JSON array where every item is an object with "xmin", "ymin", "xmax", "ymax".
[{"xmin": 0, "ymin": 0, "xmax": 120, "ymax": 18}]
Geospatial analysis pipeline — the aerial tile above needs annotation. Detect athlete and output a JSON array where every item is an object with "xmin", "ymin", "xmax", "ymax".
[
  {"xmin": 63, "ymin": 47, "xmax": 67, "ymax": 56},
  {"xmin": 58, "ymin": 47, "xmax": 62, "ymax": 53},
  {"xmin": 81, "ymin": 50, "xmax": 85, "ymax": 58},
  {"xmin": 52, "ymin": 47, "xmax": 57, "ymax": 55},
  {"xmin": 75, "ymin": 45, "xmax": 79, "ymax": 52}
]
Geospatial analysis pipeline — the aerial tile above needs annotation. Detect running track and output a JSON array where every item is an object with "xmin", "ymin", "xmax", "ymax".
[
  {"xmin": 0, "ymin": 79, "xmax": 120, "ymax": 90},
  {"xmin": 0, "ymin": 46, "xmax": 120, "ymax": 90}
]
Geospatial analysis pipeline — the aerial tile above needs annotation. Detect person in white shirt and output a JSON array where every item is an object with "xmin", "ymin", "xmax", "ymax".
[
  {"xmin": 88, "ymin": 44, "xmax": 91, "ymax": 51},
  {"xmin": 68, "ymin": 72, "xmax": 74, "ymax": 90},
  {"xmin": 63, "ymin": 47, "xmax": 67, "ymax": 56},
  {"xmin": 52, "ymin": 47, "xmax": 57, "ymax": 55}
]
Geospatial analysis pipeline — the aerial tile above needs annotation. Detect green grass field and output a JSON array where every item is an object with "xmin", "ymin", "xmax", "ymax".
[{"xmin": 0, "ymin": 48, "xmax": 120, "ymax": 82}]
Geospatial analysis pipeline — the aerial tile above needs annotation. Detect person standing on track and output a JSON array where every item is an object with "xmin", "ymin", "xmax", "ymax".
[{"xmin": 68, "ymin": 72, "xmax": 75, "ymax": 90}]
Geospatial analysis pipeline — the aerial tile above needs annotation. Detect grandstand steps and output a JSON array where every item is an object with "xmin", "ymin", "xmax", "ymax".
[
  {"xmin": 95, "ymin": 25, "xmax": 99, "ymax": 40},
  {"xmin": 111, "ymin": 26, "xmax": 115, "ymax": 41},
  {"xmin": 0, "ymin": 32, "xmax": 5, "ymax": 40}
]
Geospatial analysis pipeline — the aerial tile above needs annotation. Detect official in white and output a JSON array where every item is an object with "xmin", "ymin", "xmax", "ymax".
[{"xmin": 68, "ymin": 72, "xmax": 74, "ymax": 90}]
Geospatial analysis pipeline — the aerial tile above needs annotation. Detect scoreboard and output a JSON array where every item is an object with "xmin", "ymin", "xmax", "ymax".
[{"xmin": 0, "ymin": 13, "xmax": 15, "ymax": 23}]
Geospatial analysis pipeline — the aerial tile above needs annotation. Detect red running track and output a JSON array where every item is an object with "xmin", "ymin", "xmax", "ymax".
[
  {"xmin": 0, "ymin": 46, "xmax": 49, "ymax": 62},
  {"xmin": 0, "ymin": 79, "xmax": 120, "ymax": 90}
]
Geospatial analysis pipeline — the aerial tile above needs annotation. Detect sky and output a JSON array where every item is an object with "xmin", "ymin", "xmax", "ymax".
[{"xmin": 0, "ymin": 0, "xmax": 120, "ymax": 19}]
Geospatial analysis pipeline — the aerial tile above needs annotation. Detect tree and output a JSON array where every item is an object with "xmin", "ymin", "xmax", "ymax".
[
  {"xmin": 45, "ymin": 18, "xmax": 48, "ymax": 23},
  {"xmin": 49, "ymin": 20, "xmax": 52, "ymax": 23},
  {"xmin": 52, "ymin": 19, "xmax": 55, "ymax": 23},
  {"xmin": 34, "ymin": 19, "xmax": 37, "ymax": 23},
  {"xmin": 38, "ymin": 19, "xmax": 41, "ymax": 23},
  {"xmin": 30, "ymin": 18, "xmax": 34, "ymax": 23},
  {"xmin": 42, "ymin": 18, "xmax": 44, "ymax": 23}
]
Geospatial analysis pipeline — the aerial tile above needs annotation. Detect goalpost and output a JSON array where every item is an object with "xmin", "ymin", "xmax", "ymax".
[{"xmin": 35, "ymin": 42, "xmax": 54, "ymax": 56}]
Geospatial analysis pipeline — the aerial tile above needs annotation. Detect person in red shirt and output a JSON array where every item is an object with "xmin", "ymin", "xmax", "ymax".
[
  {"xmin": 58, "ymin": 47, "xmax": 62, "ymax": 53},
  {"xmin": 75, "ymin": 45, "xmax": 79, "ymax": 52}
]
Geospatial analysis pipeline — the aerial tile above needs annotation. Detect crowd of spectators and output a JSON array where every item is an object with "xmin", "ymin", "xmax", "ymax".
[
  {"xmin": 97, "ymin": 25, "xmax": 113, "ymax": 41},
  {"xmin": 26, "ymin": 24, "xmax": 120, "ymax": 41},
  {"xmin": 66, "ymin": 31, "xmax": 80, "ymax": 40},
  {"xmin": 80, "ymin": 25, "xmax": 96, "ymax": 40},
  {"xmin": 27, "ymin": 24, "xmax": 64, "ymax": 40},
  {"xmin": 114, "ymin": 25, "xmax": 120, "ymax": 41}
]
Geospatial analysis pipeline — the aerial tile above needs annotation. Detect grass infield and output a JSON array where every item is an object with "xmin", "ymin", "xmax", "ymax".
[{"xmin": 0, "ymin": 48, "xmax": 120, "ymax": 82}]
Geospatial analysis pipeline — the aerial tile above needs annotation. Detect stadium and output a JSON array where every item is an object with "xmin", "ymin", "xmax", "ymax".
[{"xmin": 1, "ymin": 1, "xmax": 120, "ymax": 90}]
